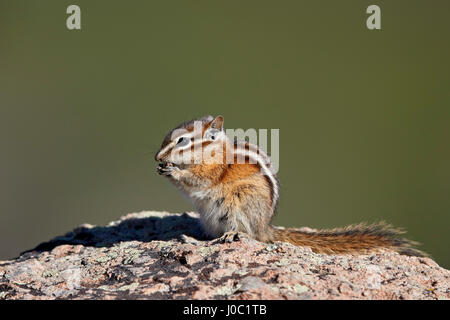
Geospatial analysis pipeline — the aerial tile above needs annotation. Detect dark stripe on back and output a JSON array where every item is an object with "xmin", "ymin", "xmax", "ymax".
[{"xmin": 263, "ymin": 174, "xmax": 274, "ymax": 208}]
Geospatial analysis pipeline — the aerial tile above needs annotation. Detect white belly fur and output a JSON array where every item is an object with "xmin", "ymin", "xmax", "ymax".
[{"xmin": 188, "ymin": 188, "xmax": 228, "ymax": 238}]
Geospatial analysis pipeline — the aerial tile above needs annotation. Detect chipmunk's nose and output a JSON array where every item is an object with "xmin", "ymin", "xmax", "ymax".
[{"xmin": 155, "ymin": 151, "xmax": 161, "ymax": 162}]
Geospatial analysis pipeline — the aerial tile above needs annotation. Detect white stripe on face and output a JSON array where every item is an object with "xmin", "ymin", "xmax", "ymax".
[{"xmin": 157, "ymin": 128, "xmax": 195, "ymax": 160}]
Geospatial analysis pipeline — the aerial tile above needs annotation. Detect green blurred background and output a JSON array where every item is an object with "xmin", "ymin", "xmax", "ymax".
[{"xmin": 0, "ymin": 1, "xmax": 449, "ymax": 267}]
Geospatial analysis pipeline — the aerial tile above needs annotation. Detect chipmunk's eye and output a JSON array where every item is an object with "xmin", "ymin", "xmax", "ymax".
[
  {"xmin": 205, "ymin": 128, "xmax": 220, "ymax": 141},
  {"xmin": 176, "ymin": 137, "xmax": 189, "ymax": 147}
]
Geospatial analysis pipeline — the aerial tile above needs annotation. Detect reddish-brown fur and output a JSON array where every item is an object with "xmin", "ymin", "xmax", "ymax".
[
  {"xmin": 156, "ymin": 115, "xmax": 427, "ymax": 257},
  {"xmin": 272, "ymin": 223, "xmax": 426, "ymax": 256}
]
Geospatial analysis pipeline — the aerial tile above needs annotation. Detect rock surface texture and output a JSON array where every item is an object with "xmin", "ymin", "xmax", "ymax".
[{"xmin": 0, "ymin": 211, "xmax": 448, "ymax": 300}]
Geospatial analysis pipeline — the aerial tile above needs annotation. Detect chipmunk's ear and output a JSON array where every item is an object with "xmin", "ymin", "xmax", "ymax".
[{"xmin": 210, "ymin": 115, "xmax": 224, "ymax": 131}]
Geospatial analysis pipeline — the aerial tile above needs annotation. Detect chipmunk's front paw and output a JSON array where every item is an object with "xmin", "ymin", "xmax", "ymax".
[
  {"xmin": 157, "ymin": 163, "xmax": 181, "ymax": 177},
  {"xmin": 219, "ymin": 231, "xmax": 248, "ymax": 243}
]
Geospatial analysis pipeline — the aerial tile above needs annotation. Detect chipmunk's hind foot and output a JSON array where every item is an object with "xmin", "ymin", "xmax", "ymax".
[{"xmin": 217, "ymin": 231, "xmax": 249, "ymax": 243}]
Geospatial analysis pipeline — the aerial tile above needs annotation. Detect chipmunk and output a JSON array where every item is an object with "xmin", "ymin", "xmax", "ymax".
[{"xmin": 155, "ymin": 115, "xmax": 425, "ymax": 256}]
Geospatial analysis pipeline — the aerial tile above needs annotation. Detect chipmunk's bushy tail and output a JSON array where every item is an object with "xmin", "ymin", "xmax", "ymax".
[{"xmin": 271, "ymin": 222, "xmax": 426, "ymax": 257}]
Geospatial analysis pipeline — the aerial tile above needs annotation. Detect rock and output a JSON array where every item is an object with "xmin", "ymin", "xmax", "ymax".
[{"xmin": 0, "ymin": 211, "xmax": 448, "ymax": 300}]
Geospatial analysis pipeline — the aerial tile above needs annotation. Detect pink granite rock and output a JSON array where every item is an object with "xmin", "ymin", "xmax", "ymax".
[{"xmin": 0, "ymin": 211, "xmax": 448, "ymax": 300}]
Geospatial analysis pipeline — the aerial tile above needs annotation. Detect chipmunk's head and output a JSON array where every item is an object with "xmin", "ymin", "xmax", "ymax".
[{"xmin": 155, "ymin": 115, "xmax": 227, "ymax": 168}]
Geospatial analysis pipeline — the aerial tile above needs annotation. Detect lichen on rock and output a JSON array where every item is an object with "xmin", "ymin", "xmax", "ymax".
[{"xmin": 0, "ymin": 211, "xmax": 448, "ymax": 300}]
